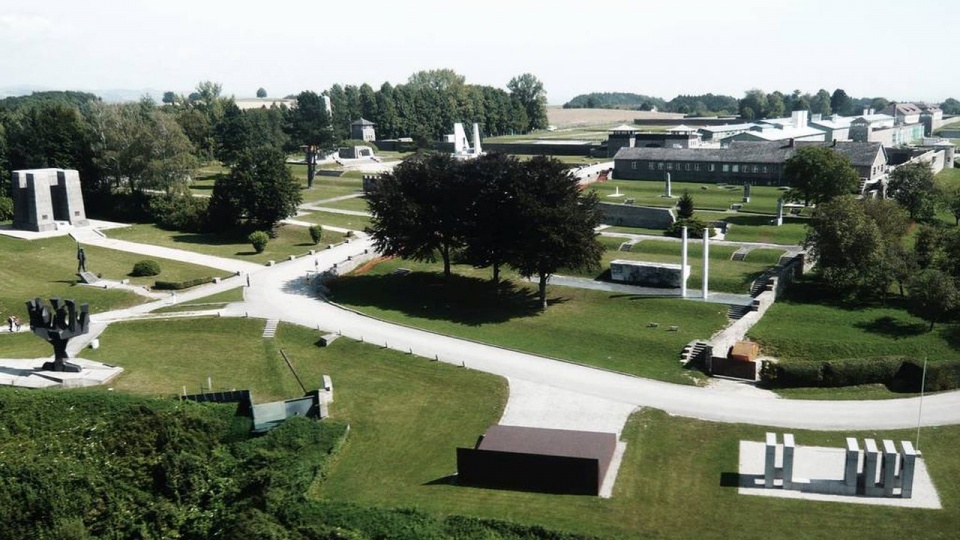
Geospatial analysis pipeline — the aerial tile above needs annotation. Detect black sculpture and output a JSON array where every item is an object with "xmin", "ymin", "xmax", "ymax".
[{"xmin": 26, "ymin": 297, "xmax": 90, "ymax": 373}]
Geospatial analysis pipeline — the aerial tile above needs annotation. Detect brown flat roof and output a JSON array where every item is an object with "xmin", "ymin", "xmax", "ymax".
[{"xmin": 478, "ymin": 425, "xmax": 616, "ymax": 461}]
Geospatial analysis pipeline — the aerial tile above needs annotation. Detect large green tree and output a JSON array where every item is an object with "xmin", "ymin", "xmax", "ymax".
[
  {"xmin": 207, "ymin": 147, "xmax": 301, "ymax": 233},
  {"xmin": 783, "ymin": 146, "xmax": 860, "ymax": 206},
  {"xmin": 507, "ymin": 73, "xmax": 548, "ymax": 131},
  {"xmin": 941, "ymin": 98, "xmax": 960, "ymax": 115},
  {"xmin": 366, "ymin": 152, "xmax": 470, "ymax": 278},
  {"xmin": 509, "ymin": 156, "xmax": 604, "ymax": 309},
  {"xmin": 460, "ymin": 153, "xmax": 525, "ymax": 285},
  {"xmin": 888, "ymin": 161, "xmax": 937, "ymax": 221},
  {"xmin": 907, "ymin": 269, "xmax": 959, "ymax": 331},
  {"xmin": 286, "ymin": 91, "xmax": 336, "ymax": 188},
  {"xmin": 804, "ymin": 196, "xmax": 884, "ymax": 295},
  {"xmin": 830, "ymin": 88, "xmax": 851, "ymax": 116}
]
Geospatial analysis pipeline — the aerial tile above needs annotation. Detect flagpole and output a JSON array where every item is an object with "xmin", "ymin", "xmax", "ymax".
[{"xmin": 916, "ymin": 357, "xmax": 927, "ymax": 450}]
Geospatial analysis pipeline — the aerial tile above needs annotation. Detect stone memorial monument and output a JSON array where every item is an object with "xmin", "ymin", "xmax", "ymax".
[
  {"xmin": 775, "ymin": 198, "xmax": 784, "ymax": 226},
  {"xmin": 12, "ymin": 169, "xmax": 89, "ymax": 232},
  {"xmin": 742, "ymin": 183, "xmax": 751, "ymax": 203},
  {"xmin": 663, "ymin": 172, "xmax": 673, "ymax": 198},
  {"xmin": 26, "ymin": 297, "xmax": 90, "ymax": 373}
]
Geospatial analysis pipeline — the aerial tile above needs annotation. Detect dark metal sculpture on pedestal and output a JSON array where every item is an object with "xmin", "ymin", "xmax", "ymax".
[{"xmin": 26, "ymin": 297, "xmax": 90, "ymax": 373}]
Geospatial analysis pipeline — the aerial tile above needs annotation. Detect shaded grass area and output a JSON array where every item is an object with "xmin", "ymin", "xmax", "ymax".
[
  {"xmin": 748, "ymin": 278, "xmax": 960, "ymax": 363},
  {"xmin": 590, "ymin": 179, "xmax": 787, "ymax": 214},
  {"xmin": 297, "ymin": 210, "xmax": 372, "ymax": 232},
  {"xmin": 0, "ymin": 235, "xmax": 226, "ymax": 321},
  {"xmin": 106, "ymin": 223, "xmax": 344, "ymax": 264},
  {"xmin": 593, "ymin": 238, "xmax": 771, "ymax": 294},
  {"xmin": 775, "ymin": 384, "xmax": 920, "ymax": 400},
  {"xmin": 328, "ymin": 257, "xmax": 727, "ymax": 383}
]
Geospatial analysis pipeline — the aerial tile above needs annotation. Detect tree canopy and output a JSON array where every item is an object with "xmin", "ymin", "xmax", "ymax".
[
  {"xmin": 367, "ymin": 152, "xmax": 603, "ymax": 308},
  {"xmin": 507, "ymin": 73, "xmax": 549, "ymax": 131},
  {"xmin": 207, "ymin": 146, "xmax": 301, "ymax": 234},
  {"xmin": 783, "ymin": 146, "xmax": 859, "ymax": 206},
  {"xmin": 888, "ymin": 162, "xmax": 937, "ymax": 221}
]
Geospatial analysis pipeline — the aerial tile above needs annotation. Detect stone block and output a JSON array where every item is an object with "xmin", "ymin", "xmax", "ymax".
[
  {"xmin": 862, "ymin": 438, "xmax": 883, "ymax": 496},
  {"xmin": 900, "ymin": 441, "xmax": 917, "ymax": 498},
  {"xmin": 882, "ymin": 439, "xmax": 898, "ymax": 497},
  {"xmin": 782, "ymin": 433, "xmax": 795, "ymax": 490},
  {"xmin": 764, "ymin": 432, "xmax": 777, "ymax": 488},
  {"xmin": 843, "ymin": 437, "xmax": 859, "ymax": 496},
  {"xmin": 610, "ymin": 260, "xmax": 690, "ymax": 288}
]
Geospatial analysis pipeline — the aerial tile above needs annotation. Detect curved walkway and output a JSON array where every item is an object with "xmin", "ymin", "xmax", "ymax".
[{"xmin": 28, "ymin": 231, "xmax": 960, "ymax": 434}]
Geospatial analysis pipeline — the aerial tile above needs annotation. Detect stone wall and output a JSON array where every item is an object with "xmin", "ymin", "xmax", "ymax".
[
  {"xmin": 707, "ymin": 254, "xmax": 804, "ymax": 377},
  {"xmin": 599, "ymin": 202, "xmax": 675, "ymax": 228},
  {"xmin": 610, "ymin": 260, "xmax": 689, "ymax": 288}
]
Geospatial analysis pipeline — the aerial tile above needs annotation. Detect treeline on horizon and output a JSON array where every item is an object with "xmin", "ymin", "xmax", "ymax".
[{"xmin": 563, "ymin": 90, "xmax": 960, "ymax": 118}]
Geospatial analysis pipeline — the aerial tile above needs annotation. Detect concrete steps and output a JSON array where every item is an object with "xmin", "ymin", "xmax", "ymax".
[{"xmin": 262, "ymin": 318, "xmax": 279, "ymax": 338}]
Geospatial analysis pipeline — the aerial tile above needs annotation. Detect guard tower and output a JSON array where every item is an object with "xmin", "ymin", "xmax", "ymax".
[{"xmin": 12, "ymin": 168, "xmax": 89, "ymax": 232}]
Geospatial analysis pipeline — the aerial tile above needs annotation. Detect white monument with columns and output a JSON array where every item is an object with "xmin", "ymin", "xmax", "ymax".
[{"xmin": 452, "ymin": 122, "xmax": 483, "ymax": 159}]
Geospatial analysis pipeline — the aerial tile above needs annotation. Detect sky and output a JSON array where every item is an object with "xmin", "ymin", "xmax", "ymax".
[{"xmin": 0, "ymin": 0, "xmax": 956, "ymax": 105}]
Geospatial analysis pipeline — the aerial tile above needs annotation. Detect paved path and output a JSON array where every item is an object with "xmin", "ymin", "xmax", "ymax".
[
  {"xmin": 13, "ymin": 231, "xmax": 960, "ymax": 434},
  {"xmin": 299, "ymin": 206, "xmax": 371, "ymax": 217},
  {"xmin": 71, "ymin": 228, "xmax": 263, "ymax": 274},
  {"xmin": 236, "ymin": 241, "xmax": 960, "ymax": 432},
  {"xmin": 601, "ymin": 231, "xmax": 803, "ymax": 251}
]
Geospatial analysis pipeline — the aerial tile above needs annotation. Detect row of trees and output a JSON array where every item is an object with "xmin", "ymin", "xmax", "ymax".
[
  {"xmin": 738, "ymin": 88, "xmax": 890, "ymax": 120},
  {"xmin": 562, "ymin": 92, "xmax": 739, "ymax": 116},
  {"xmin": 319, "ymin": 69, "xmax": 548, "ymax": 142},
  {"xmin": 367, "ymin": 153, "xmax": 603, "ymax": 308}
]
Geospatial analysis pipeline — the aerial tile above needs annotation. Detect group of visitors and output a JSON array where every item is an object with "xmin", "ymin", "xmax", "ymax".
[{"xmin": 6, "ymin": 315, "xmax": 22, "ymax": 332}]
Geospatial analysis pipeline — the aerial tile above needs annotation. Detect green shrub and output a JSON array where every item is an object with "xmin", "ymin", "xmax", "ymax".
[
  {"xmin": 131, "ymin": 260, "xmax": 161, "ymax": 277},
  {"xmin": 248, "ymin": 231, "xmax": 269, "ymax": 253},
  {"xmin": 309, "ymin": 224, "xmax": 323, "ymax": 245},
  {"xmin": 0, "ymin": 196, "xmax": 13, "ymax": 221},
  {"xmin": 759, "ymin": 356, "xmax": 960, "ymax": 392},
  {"xmin": 666, "ymin": 217, "xmax": 712, "ymax": 239},
  {"xmin": 148, "ymin": 193, "xmax": 209, "ymax": 232},
  {"xmin": 153, "ymin": 277, "xmax": 216, "ymax": 290}
]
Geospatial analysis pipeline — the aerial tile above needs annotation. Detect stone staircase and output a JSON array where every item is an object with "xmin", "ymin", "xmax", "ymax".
[
  {"xmin": 731, "ymin": 247, "xmax": 751, "ymax": 261},
  {"xmin": 680, "ymin": 340, "xmax": 712, "ymax": 366},
  {"xmin": 727, "ymin": 304, "xmax": 753, "ymax": 320},
  {"xmin": 262, "ymin": 318, "xmax": 279, "ymax": 339}
]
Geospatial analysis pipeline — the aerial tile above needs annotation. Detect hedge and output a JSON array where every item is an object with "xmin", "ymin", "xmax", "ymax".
[
  {"xmin": 131, "ymin": 259, "xmax": 161, "ymax": 277},
  {"xmin": 759, "ymin": 356, "xmax": 960, "ymax": 392},
  {"xmin": 153, "ymin": 276, "xmax": 216, "ymax": 290}
]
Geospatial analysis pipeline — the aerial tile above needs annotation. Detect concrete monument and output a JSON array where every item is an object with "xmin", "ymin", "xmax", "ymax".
[
  {"xmin": 451, "ymin": 122, "xmax": 483, "ymax": 159},
  {"xmin": 12, "ymin": 169, "xmax": 89, "ymax": 232},
  {"xmin": 663, "ymin": 172, "xmax": 673, "ymax": 198},
  {"xmin": 742, "ymin": 183, "xmax": 751, "ymax": 203}
]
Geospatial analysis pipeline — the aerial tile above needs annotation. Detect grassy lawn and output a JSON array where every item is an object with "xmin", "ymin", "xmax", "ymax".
[
  {"xmin": 328, "ymin": 257, "xmax": 728, "ymax": 383},
  {"xmin": 297, "ymin": 210, "xmax": 372, "ymax": 232},
  {"xmin": 151, "ymin": 287, "xmax": 245, "ymax": 313},
  {"xmin": 187, "ymin": 163, "xmax": 228, "ymax": 195},
  {"xmin": 105, "ymin": 223, "xmax": 344, "ymax": 264},
  {"xmin": 593, "ymin": 237, "xmax": 773, "ymax": 294},
  {"xmin": 719, "ymin": 214, "xmax": 808, "ymax": 245},
  {"xmin": 314, "ymin": 196, "xmax": 369, "ymax": 212},
  {"xmin": 748, "ymin": 278, "xmax": 960, "ymax": 363},
  {"xmin": 58, "ymin": 317, "xmax": 960, "ymax": 538},
  {"xmin": 325, "ymin": 400, "xmax": 960, "ymax": 539},
  {"xmin": 591, "ymin": 179, "xmax": 788, "ymax": 214},
  {"xmin": 0, "ymin": 235, "xmax": 228, "ymax": 321}
]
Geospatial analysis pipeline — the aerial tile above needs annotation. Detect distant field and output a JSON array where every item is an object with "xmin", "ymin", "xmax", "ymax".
[{"xmin": 547, "ymin": 107, "xmax": 683, "ymax": 128}]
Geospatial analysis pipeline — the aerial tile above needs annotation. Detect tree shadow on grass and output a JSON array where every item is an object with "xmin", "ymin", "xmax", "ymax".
[
  {"xmin": 326, "ymin": 271, "xmax": 560, "ymax": 326},
  {"xmin": 854, "ymin": 316, "xmax": 928, "ymax": 340},
  {"xmin": 938, "ymin": 324, "xmax": 960, "ymax": 351}
]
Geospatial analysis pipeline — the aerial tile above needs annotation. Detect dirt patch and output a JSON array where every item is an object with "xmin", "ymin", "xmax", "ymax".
[{"xmin": 351, "ymin": 256, "xmax": 390, "ymax": 276}]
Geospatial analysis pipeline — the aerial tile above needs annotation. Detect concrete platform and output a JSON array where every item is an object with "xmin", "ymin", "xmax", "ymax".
[
  {"xmin": 737, "ymin": 440, "xmax": 941, "ymax": 508},
  {"xmin": 0, "ymin": 219, "xmax": 128, "ymax": 240},
  {"xmin": 0, "ymin": 358, "xmax": 123, "ymax": 389}
]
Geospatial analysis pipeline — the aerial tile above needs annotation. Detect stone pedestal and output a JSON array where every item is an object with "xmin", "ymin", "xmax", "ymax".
[
  {"xmin": 862, "ymin": 438, "xmax": 883, "ymax": 496},
  {"xmin": 782, "ymin": 433, "xmax": 795, "ymax": 490},
  {"xmin": 764, "ymin": 432, "xmax": 777, "ymax": 488},
  {"xmin": 900, "ymin": 441, "xmax": 917, "ymax": 498},
  {"xmin": 882, "ymin": 439, "xmax": 898, "ymax": 497}
]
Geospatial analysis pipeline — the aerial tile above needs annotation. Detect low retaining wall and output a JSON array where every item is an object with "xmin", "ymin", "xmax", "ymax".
[{"xmin": 599, "ymin": 202, "xmax": 675, "ymax": 228}]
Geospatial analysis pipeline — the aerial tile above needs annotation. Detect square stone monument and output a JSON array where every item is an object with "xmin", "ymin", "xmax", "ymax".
[{"xmin": 12, "ymin": 169, "xmax": 89, "ymax": 232}]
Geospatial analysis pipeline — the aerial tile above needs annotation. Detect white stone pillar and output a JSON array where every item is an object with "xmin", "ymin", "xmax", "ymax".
[
  {"xmin": 702, "ymin": 228, "xmax": 710, "ymax": 300},
  {"xmin": 665, "ymin": 172, "xmax": 672, "ymax": 197},
  {"xmin": 681, "ymin": 226, "xmax": 688, "ymax": 298}
]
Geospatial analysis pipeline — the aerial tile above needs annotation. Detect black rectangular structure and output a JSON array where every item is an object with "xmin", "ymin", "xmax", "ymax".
[{"xmin": 456, "ymin": 425, "xmax": 617, "ymax": 495}]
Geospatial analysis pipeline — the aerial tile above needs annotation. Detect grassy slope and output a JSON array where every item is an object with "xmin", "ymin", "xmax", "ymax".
[
  {"xmin": 328, "ymin": 257, "xmax": 727, "ymax": 383},
  {"xmin": 297, "ymin": 211, "xmax": 372, "ymax": 231},
  {"xmin": 591, "ymin": 180, "xmax": 787, "ymax": 214},
  {"xmin": 748, "ymin": 279, "xmax": 960, "ymax": 364},
  {"xmin": 60, "ymin": 317, "xmax": 960, "ymax": 538}
]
